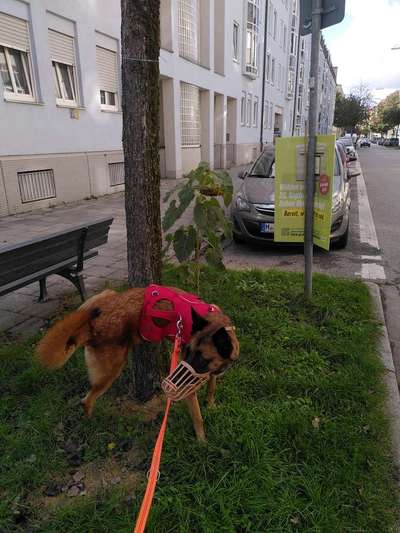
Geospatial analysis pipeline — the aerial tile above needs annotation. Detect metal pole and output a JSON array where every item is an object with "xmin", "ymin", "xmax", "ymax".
[
  {"xmin": 304, "ymin": 0, "xmax": 322, "ymax": 299},
  {"xmin": 260, "ymin": 0, "xmax": 269, "ymax": 153}
]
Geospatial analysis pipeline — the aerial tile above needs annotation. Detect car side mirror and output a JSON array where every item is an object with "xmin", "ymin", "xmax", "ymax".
[
  {"xmin": 238, "ymin": 170, "xmax": 247, "ymax": 179},
  {"xmin": 347, "ymin": 168, "xmax": 361, "ymax": 180}
]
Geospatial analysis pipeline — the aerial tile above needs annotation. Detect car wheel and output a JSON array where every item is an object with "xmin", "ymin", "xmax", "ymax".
[
  {"xmin": 233, "ymin": 233, "xmax": 245, "ymax": 244},
  {"xmin": 333, "ymin": 223, "xmax": 349, "ymax": 249}
]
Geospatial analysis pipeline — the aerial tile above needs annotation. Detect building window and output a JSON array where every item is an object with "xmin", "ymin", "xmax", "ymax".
[
  {"xmin": 0, "ymin": 12, "xmax": 34, "ymax": 102},
  {"xmin": 283, "ymin": 25, "xmax": 287, "ymax": 51},
  {"xmin": 290, "ymin": 29, "xmax": 297, "ymax": 55},
  {"xmin": 269, "ymin": 103, "xmax": 273, "ymax": 129},
  {"xmin": 279, "ymin": 19, "xmax": 284, "ymax": 47},
  {"xmin": 246, "ymin": 94, "xmax": 252, "ymax": 127},
  {"xmin": 241, "ymin": 91, "xmax": 246, "ymax": 125},
  {"xmin": 273, "ymin": 9, "xmax": 277, "ymax": 40},
  {"xmin": 96, "ymin": 46, "xmax": 119, "ymax": 111},
  {"xmin": 268, "ymin": 2, "xmax": 273, "ymax": 34},
  {"xmin": 271, "ymin": 57, "xmax": 275, "ymax": 85},
  {"xmin": 233, "ymin": 21, "xmax": 240, "ymax": 61},
  {"xmin": 52, "ymin": 62, "xmax": 77, "ymax": 105},
  {"xmin": 179, "ymin": 0, "xmax": 199, "ymax": 62},
  {"xmin": 48, "ymin": 29, "xmax": 78, "ymax": 107},
  {"xmin": 245, "ymin": 0, "xmax": 260, "ymax": 77},
  {"xmin": 253, "ymin": 96, "xmax": 258, "ymax": 127},
  {"xmin": 264, "ymin": 101, "xmax": 268, "ymax": 129},
  {"xmin": 180, "ymin": 82, "xmax": 200, "ymax": 146}
]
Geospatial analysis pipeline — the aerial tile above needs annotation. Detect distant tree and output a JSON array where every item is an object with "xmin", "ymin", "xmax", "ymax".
[
  {"xmin": 370, "ymin": 91, "xmax": 400, "ymax": 136},
  {"xmin": 121, "ymin": 0, "xmax": 162, "ymax": 401},
  {"xmin": 381, "ymin": 91, "xmax": 400, "ymax": 134},
  {"xmin": 334, "ymin": 91, "xmax": 370, "ymax": 133}
]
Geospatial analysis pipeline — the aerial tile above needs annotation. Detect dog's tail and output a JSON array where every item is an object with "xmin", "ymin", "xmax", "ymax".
[{"xmin": 36, "ymin": 309, "xmax": 91, "ymax": 369}]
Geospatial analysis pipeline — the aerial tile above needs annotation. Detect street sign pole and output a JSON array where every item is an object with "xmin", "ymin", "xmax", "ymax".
[{"xmin": 304, "ymin": 0, "xmax": 322, "ymax": 300}]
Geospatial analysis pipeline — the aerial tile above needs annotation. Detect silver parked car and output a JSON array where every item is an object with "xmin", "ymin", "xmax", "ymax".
[
  {"xmin": 337, "ymin": 137, "xmax": 357, "ymax": 161},
  {"xmin": 231, "ymin": 143, "xmax": 359, "ymax": 249}
]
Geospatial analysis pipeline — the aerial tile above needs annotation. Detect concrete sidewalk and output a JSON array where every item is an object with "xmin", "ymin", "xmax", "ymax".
[{"xmin": 0, "ymin": 168, "xmax": 244, "ymax": 337}]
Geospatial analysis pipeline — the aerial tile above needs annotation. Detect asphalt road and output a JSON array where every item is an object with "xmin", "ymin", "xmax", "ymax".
[{"xmin": 358, "ymin": 144, "xmax": 400, "ymax": 377}]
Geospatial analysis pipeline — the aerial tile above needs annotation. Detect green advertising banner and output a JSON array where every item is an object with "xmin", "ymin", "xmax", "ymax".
[{"xmin": 274, "ymin": 134, "xmax": 335, "ymax": 251}]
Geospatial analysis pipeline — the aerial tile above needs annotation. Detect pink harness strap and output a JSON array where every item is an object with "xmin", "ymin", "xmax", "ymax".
[{"xmin": 139, "ymin": 284, "xmax": 218, "ymax": 345}]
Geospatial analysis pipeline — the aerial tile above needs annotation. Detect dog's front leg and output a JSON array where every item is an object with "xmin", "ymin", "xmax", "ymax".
[
  {"xmin": 206, "ymin": 375, "xmax": 217, "ymax": 409},
  {"xmin": 185, "ymin": 393, "xmax": 206, "ymax": 442}
]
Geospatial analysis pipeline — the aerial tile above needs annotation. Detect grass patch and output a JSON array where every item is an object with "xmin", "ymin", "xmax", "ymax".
[{"xmin": 0, "ymin": 268, "xmax": 398, "ymax": 532}]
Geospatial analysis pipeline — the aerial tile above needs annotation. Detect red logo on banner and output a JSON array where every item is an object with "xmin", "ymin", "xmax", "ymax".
[{"xmin": 319, "ymin": 174, "xmax": 329, "ymax": 195}]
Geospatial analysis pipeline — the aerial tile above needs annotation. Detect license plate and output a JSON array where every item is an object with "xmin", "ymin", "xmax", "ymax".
[{"xmin": 260, "ymin": 222, "xmax": 274, "ymax": 233}]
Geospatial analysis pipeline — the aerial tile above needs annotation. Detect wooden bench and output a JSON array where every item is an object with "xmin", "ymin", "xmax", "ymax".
[{"xmin": 0, "ymin": 217, "xmax": 114, "ymax": 302}]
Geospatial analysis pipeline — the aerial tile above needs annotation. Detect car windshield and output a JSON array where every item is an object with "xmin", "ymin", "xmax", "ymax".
[
  {"xmin": 333, "ymin": 153, "xmax": 342, "ymax": 193},
  {"xmin": 248, "ymin": 150, "xmax": 275, "ymax": 178},
  {"xmin": 339, "ymin": 138, "xmax": 353, "ymax": 146}
]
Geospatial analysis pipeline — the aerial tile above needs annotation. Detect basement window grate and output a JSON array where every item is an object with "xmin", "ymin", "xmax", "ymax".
[
  {"xmin": 18, "ymin": 169, "xmax": 56, "ymax": 203},
  {"xmin": 109, "ymin": 162, "xmax": 124, "ymax": 186}
]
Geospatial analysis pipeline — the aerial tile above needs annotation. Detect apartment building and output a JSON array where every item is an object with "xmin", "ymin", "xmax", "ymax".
[{"xmin": 0, "ymin": 0, "xmax": 336, "ymax": 216}]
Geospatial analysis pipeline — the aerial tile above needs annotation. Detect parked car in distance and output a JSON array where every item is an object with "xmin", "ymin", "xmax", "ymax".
[
  {"xmin": 231, "ymin": 144, "xmax": 360, "ymax": 249},
  {"xmin": 383, "ymin": 137, "xmax": 399, "ymax": 147},
  {"xmin": 377, "ymin": 138, "xmax": 386, "ymax": 145},
  {"xmin": 337, "ymin": 137, "xmax": 357, "ymax": 161},
  {"xmin": 359, "ymin": 138, "xmax": 370, "ymax": 147},
  {"xmin": 336, "ymin": 141, "xmax": 348, "ymax": 166}
]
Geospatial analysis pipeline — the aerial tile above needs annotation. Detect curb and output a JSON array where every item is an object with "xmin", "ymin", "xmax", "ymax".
[{"xmin": 367, "ymin": 282, "xmax": 400, "ymax": 481}]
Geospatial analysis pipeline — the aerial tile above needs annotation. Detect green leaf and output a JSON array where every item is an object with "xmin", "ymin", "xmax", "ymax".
[
  {"xmin": 193, "ymin": 197, "xmax": 208, "ymax": 230},
  {"xmin": 177, "ymin": 184, "xmax": 195, "ymax": 212},
  {"xmin": 162, "ymin": 200, "xmax": 180, "ymax": 231},
  {"xmin": 173, "ymin": 225, "xmax": 197, "ymax": 262}
]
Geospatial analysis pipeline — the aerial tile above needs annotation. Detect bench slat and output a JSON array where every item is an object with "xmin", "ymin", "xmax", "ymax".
[
  {"xmin": 0, "ymin": 251, "xmax": 97, "ymax": 297},
  {"xmin": 0, "ymin": 218, "xmax": 113, "ymax": 288}
]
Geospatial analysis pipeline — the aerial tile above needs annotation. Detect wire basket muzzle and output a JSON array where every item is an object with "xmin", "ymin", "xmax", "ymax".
[{"xmin": 161, "ymin": 361, "xmax": 210, "ymax": 401}]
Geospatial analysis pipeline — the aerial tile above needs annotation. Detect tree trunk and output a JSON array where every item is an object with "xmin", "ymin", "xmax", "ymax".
[{"xmin": 121, "ymin": 0, "xmax": 162, "ymax": 401}]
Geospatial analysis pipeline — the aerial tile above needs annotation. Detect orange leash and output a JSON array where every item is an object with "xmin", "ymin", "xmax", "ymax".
[{"xmin": 133, "ymin": 334, "xmax": 181, "ymax": 533}]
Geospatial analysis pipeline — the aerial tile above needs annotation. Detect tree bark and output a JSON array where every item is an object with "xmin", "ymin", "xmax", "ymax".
[{"xmin": 121, "ymin": 0, "xmax": 162, "ymax": 401}]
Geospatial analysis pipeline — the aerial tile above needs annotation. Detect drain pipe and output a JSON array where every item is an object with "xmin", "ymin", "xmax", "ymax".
[
  {"xmin": 291, "ymin": 30, "xmax": 302, "ymax": 135},
  {"xmin": 259, "ymin": 0, "xmax": 269, "ymax": 153}
]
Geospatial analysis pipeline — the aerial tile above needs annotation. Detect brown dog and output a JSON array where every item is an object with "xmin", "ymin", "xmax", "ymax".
[{"xmin": 36, "ymin": 286, "xmax": 239, "ymax": 441}]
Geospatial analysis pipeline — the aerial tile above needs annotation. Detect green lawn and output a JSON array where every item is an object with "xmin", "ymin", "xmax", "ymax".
[{"xmin": 0, "ymin": 268, "xmax": 398, "ymax": 532}]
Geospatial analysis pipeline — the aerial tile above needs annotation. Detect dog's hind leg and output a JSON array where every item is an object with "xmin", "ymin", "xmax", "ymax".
[
  {"xmin": 185, "ymin": 393, "xmax": 206, "ymax": 442},
  {"xmin": 81, "ymin": 345, "xmax": 128, "ymax": 417},
  {"xmin": 206, "ymin": 375, "xmax": 217, "ymax": 409}
]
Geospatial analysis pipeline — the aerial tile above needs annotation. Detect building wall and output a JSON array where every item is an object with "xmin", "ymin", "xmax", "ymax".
[{"xmin": 0, "ymin": 0, "xmax": 336, "ymax": 216}]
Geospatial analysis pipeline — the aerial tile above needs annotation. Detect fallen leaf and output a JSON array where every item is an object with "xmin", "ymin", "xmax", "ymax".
[{"xmin": 312, "ymin": 417, "xmax": 321, "ymax": 429}]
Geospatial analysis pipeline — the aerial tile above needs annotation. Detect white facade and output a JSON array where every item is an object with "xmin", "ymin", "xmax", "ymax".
[{"xmin": 0, "ymin": 0, "xmax": 336, "ymax": 216}]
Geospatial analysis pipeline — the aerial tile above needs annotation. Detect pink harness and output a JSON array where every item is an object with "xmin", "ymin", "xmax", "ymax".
[{"xmin": 139, "ymin": 284, "xmax": 219, "ymax": 345}]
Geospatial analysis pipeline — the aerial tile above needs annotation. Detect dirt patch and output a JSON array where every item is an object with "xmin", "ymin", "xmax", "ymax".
[{"xmin": 37, "ymin": 454, "xmax": 145, "ymax": 512}]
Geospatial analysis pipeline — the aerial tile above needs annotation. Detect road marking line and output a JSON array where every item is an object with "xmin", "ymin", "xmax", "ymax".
[
  {"xmin": 356, "ymin": 172, "xmax": 380, "ymax": 250},
  {"xmin": 361, "ymin": 263, "xmax": 386, "ymax": 280},
  {"xmin": 361, "ymin": 255, "xmax": 383, "ymax": 261}
]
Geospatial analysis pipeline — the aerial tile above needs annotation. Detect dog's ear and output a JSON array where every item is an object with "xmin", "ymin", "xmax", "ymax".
[
  {"xmin": 191, "ymin": 308, "xmax": 209, "ymax": 333},
  {"xmin": 212, "ymin": 327, "xmax": 233, "ymax": 359}
]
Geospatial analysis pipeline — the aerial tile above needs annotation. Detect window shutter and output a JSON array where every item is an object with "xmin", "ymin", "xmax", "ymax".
[
  {"xmin": 48, "ymin": 29, "xmax": 75, "ymax": 65},
  {"xmin": 0, "ymin": 11, "xmax": 29, "ymax": 51},
  {"xmin": 96, "ymin": 46, "xmax": 118, "ymax": 93}
]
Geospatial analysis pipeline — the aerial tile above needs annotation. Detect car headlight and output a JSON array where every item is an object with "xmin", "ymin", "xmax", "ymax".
[{"xmin": 235, "ymin": 195, "xmax": 251, "ymax": 211}]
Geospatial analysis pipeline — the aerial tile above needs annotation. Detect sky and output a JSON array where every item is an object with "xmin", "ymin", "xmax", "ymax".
[{"xmin": 322, "ymin": 0, "xmax": 400, "ymax": 102}]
